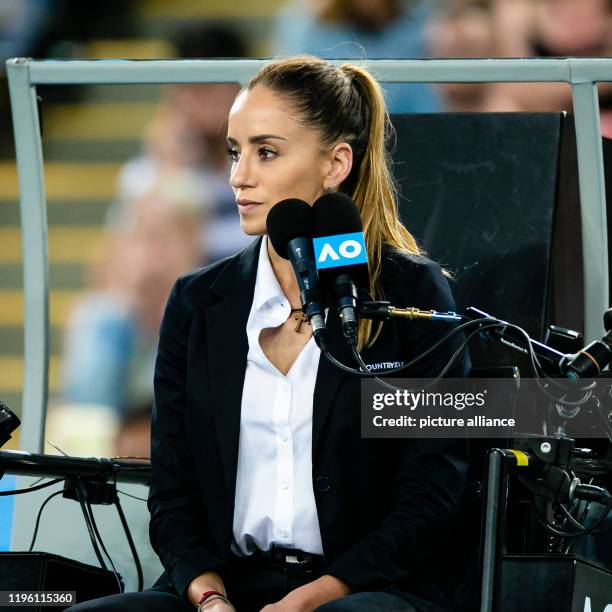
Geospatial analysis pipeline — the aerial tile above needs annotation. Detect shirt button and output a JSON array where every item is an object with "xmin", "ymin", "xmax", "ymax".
[
  {"xmin": 281, "ymin": 480, "xmax": 290, "ymax": 490},
  {"xmin": 315, "ymin": 476, "xmax": 332, "ymax": 492},
  {"xmin": 280, "ymin": 530, "xmax": 289, "ymax": 539}
]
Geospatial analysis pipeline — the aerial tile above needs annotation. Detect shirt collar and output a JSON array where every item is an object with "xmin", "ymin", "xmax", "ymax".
[{"xmin": 253, "ymin": 236, "xmax": 286, "ymax": 312}]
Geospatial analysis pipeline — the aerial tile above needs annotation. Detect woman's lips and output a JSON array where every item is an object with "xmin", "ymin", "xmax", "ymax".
[{"xmin": 237, "ymin": 200, "xmax": 261, "ymax": 214}]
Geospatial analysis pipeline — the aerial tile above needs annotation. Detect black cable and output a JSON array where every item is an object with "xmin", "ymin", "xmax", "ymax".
[
  {"xmin": 324, "ymin": 319, "xmax": 483, "ymax": 378},
  {"xmin": 349, "ymin": 321, "xmax": 487, "ymax": 392},
  {"xmin": 494, "ymin": 321, "xmax": 595, "ymax": 394},
  {"xmin": 0, "ymin": 478, "xmax": 64, "ymax": 496},
  {"xmin": 80, "ymin": 486, "xmax": 122, "ymax": 593},
  {"xmin": 114, "ymin": 493, "xmax": 143, "ymax": 592},
  {"xmin": 412, "ymin": 318, "xmax": 498, "ymax": 374},
  {"xmin": 73, "ymin": 480, "xmax": 108, "ymax": 571},
  {"xmin": 28, "ymin": 490, "xmax": 63, "ymax": 551},
  {"xmin": 554, "ymin": 498, "xmax": 580, "ymax": 553},
  {"xmin": 117, "ymin": 489, "xmax": 148, "ymax": 502},
  {"xmin": 459, "ymin": 320, "xmax": 594, "ymax": 402},
  {"xmin": 322, "ymin": 317, "xmax": 481, "ymax": 377},
  {"xmin": 595, "ymin": 402, "xmax": 612, "ymax": 442},
  {"xmin": 564, "ymin": 500, "xmax": 592, "ymax": 554},
  {"xmin": 557, "ymin": 501, "xmax": 589, "ymax": 531},
  {"xmin": 531, "ymin": 493, "xmax": 612, "ymax": 538},
  {"xmin": 335, "ymin": 319, "xmax": 476, "ymax": 380}
]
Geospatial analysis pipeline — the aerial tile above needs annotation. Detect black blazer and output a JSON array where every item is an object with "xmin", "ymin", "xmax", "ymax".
[{"xmin": 148, "ymin": 237, "xmax": 470, "ymax": 611}]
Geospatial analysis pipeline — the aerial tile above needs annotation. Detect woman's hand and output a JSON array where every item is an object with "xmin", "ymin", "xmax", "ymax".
[
  {"xmin": 187, "ymin": 570, "xmax": 227, "ymax": 607},
  {"xmin": 200, "ymin": 600, "xmax": 235, "ymax": 612},
  {"xmin": 259, "ymin": 594, "xmax": 310, "ymax": 612},
  {"xmin": 260, "ymin": 574, "xmax": 350, "ymax": 612}
]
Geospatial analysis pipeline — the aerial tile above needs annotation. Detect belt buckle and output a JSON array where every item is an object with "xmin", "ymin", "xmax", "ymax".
[{"xmin": 277, "ymin": 550, "xmax": 314, "ymax": 573}]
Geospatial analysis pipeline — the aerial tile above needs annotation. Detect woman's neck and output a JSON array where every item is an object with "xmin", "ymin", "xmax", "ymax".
[{"xmin": 266, "ymin": 238, "xmax": 302, "ymax": 309}]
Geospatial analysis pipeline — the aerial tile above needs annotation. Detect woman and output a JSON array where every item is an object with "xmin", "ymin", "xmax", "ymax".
[{"xmin": 72, "ymin": 57, "xmax": 469, "ymax": 612}]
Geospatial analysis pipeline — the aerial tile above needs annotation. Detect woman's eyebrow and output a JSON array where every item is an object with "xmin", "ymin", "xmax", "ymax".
[{"xmin": 227, "ymin": 134, "xmax": 288, "ymax": 145}]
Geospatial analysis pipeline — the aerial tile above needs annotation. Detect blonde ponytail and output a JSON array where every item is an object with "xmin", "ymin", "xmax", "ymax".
[{"xmin": 339, "ymin": 64, "xmax": 422, "ymax": 350}]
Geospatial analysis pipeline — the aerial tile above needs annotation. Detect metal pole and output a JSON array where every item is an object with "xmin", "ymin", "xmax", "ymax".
[
  {"xmin": 5, "ymin": 58, "xmax": 48, "ymax": 453},
  {"xmin": 571, "ymin": 81, "xmax": 609, "ymax": 341},
  {"xmin": 481, "ymin": 449, "xmax": 509, "ymax": 612}
]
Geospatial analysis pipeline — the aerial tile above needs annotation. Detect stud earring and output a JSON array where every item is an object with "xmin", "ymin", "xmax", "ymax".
[{"xmin": 324, "ymin": 185, "xmax": 336, "ymax": 194}]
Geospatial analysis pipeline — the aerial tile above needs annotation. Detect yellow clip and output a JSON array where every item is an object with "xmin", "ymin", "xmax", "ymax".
[{"xmin": 508, "ymin": 450, "xmax": 529, "ymax": 467}]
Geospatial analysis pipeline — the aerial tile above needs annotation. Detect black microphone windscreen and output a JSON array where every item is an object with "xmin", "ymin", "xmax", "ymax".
[
  {"xmin": 604, "ymin": 308, "xmax": 612, "ymax": 333},
  {"xmin": 266, "ymin": 198, "xmax": 315, "ymax": 259},
  {"xmin": 312, "ymin": 192, "xmax": 363, "ymax": 236}
]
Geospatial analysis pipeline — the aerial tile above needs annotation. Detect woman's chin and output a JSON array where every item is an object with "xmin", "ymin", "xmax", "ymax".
[{"xmin": 239, "ymin": 217, "xmax": 265, "ymax": 236}]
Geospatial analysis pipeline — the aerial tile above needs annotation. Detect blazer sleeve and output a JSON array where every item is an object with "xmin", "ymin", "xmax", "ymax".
[
  {"xmin": 325, "ymin": 258, "xmax": 469, "ymax": 591},
  {"xmin": 147, "ymin": 277, "xmax": 224, "ymax": 599}
]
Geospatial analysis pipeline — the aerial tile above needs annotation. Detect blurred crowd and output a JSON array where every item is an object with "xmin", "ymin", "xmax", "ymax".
[{"xmin": 6, "ymin": 0, "xmax": 608, "ymax": 456}]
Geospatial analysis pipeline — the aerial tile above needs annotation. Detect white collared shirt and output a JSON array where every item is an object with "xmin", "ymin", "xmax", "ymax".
[{"xmin": 231, "ymin": 237, "xmax": 324, "ymax": 556}]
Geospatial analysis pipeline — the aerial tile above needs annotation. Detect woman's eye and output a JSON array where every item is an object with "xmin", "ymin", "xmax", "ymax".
[
  {"xmin": 259, "ymin": 147, "xmax": 276, "ymax": 160},
  {"xmin": 226, "ymin": 147, "xmax": 240, "ymax": 161}
]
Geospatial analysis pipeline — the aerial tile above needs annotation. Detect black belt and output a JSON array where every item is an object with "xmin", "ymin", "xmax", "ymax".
[{"xmin": 233, "ymin": 546, "xmax": 326, "ymax": 572}]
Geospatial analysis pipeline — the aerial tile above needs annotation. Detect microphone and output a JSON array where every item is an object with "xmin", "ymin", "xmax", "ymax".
[
  {"xmin": 266, "ymin": 198, "xmax": 327, "ymax": 350},
  {"xmin": 563, "ymin": 308, "xmax": 612, "ymax": 378},
  {"xmin": 312, "ymin": 192, "xmax": 369, "ymax": 347}
]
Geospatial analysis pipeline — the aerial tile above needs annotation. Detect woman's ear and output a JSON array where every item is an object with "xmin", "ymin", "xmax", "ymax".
[{"xmin": 323, "ymin": 142, "xmax": 353, "ymax": 191}]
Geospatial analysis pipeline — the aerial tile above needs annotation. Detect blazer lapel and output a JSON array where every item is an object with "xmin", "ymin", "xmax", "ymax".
[{"xmin": 204, "ymin": 237, "xmax": 261, "ymax": 494}]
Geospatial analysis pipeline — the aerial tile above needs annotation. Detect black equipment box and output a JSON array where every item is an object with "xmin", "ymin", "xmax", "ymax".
[
  {"xmin": 0, "ymin": 551, "xmax": 122, "ymax": 610},
  {"xmin": 501, "ymin": 555, "xmax": 612, "ymax": 612}
]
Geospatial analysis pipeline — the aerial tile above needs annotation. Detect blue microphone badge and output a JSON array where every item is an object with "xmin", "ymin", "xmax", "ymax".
[{"xmin": 313, "ymin": 232, "xmax": 368, "ymax": 270}]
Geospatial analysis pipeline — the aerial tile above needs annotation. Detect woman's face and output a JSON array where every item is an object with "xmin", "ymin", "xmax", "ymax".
[{"xmin": 226, "ymin": 85, "xmax": 333, "ymax": 236}]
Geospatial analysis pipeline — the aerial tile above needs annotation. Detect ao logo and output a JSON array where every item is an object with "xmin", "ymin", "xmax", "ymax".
[
  {"xmin": 313, "ymin": 232, "xmax": 368, "ymax": 271},
  {"xmin": 584, "ymin": 597, "xmax": 612, "ymax": 611},
  {"xmin": 318, "ymin": 239, "xmax": 362, "ymax": 262}
]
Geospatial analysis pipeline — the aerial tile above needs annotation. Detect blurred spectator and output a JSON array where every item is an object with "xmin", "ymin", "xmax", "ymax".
[
  {"xmin": 427, "ymin": 0, "xmax": 612, "ymax": 128},
  {"xmin": 426, "ymin": 0, "xmax": 507, "ymax": 111},
  {"xmin": 492, "ymin": 0, "xmax": 612, "ymax": 63},
  {"xmin": 0, "ymin": 0, "xmax": 51, "ymax": 67},
  {"xmin": 490, "ymin": 0, "xmax": 612, "ymax": 135},
  {"xmin": 111, "ymin": 24, "xmax": 253, "ymax": 263},
  {"xmin": 114, "ymin": 405, "xmax": 152, "ymax": 459},
  {"xmin": 1, "ymin": 0, "xmax": 135, "ymax": 70},
  {"xmin": 62, "ymin": 189, "xmax": 202, "ymax": 417},
  {"xmin": 271, "ymin": 0, "xmax": 443, "ymax": 113}
]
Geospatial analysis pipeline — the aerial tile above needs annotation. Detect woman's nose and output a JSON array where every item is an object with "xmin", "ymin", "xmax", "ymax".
[{"xmin": 230, "ymin": 153, "xmax": 255, "ymax": 190}]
